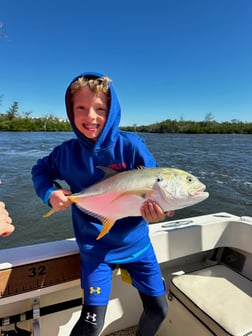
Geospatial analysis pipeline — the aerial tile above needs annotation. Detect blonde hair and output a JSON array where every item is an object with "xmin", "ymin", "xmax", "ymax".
[{"xmin": 70, "ymin": 76, "xmax": 112, "ymax": 96}]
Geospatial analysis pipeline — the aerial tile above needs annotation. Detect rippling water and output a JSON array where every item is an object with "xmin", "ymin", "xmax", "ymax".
[{"xmin": 0, "ymin": 132, "xmax": 251, "ymax": 249}]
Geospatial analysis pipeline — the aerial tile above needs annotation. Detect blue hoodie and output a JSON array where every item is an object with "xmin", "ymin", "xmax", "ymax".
[{"xmin": 32, "ymin": 72, "xmax": 158, "ymax": 263}]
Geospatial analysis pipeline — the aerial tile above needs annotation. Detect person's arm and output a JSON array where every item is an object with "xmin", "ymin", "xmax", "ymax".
[
  {"xmin": 0, "ymin": 201, "xmax": 15, "ymax": 237},
  {"xmin": 32, "ymin": 147, "xmax": 72, "ymax": 213}
]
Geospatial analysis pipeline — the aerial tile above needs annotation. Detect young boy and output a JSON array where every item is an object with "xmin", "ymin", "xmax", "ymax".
[{"xmin": 32, "ymin": 72, "xmax": 170, "ymax": 336}]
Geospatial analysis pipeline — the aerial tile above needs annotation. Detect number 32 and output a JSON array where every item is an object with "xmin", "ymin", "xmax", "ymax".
[{"xmin": 28, "ymin": 265, "xmax": 46, "ymax": 277}]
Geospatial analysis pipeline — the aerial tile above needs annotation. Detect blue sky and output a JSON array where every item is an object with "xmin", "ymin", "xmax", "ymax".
[{"xmin": 0, "ymin": 0, "xmax": 251, "ymax": 126}]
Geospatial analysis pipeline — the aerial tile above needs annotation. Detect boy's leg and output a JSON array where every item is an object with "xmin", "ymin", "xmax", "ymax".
[
  {"xmin": 70, "ymin": 304, "xmax": 107, "ymax": 336},
  {"xmin": 136, "ymin": 292, "xmax": 168, "ymax": 336},
  {"xmin": 121, "ymin": 245, "xmax": 168, "ymax": 335},
  {"xmin": 70, "ymin": 261, "xmax": 114, "ymax": 336}
]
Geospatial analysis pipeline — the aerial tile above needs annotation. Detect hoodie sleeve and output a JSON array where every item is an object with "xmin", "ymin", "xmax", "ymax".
[{"xmin": 31, "ymin": 145, "xmax": 63, "ymax": 205}]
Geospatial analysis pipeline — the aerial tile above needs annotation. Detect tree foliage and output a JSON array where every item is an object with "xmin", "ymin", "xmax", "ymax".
[
  {"xmin": 6, "ymin": 101, "xmax": 19, "ymax": 120},
  {"xmin": 0, "ymin": 99, "xmax": 251, "ymax": 133},
  {"xmin": 121, "ymin": 119, "xmax": 252, "ymax": 134},
  {"xmin": 0, "ymin": 101, "xmax": 72, "ymax": 131}
]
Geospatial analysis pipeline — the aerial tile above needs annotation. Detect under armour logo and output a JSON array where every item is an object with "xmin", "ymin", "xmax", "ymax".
[
  {"xmin": 85, "ymin": 312, "xmax": 97, "ymax": 324},
  {"xmin": 89, "ymin": 286, "xmax": 101, "ymax": 294}
]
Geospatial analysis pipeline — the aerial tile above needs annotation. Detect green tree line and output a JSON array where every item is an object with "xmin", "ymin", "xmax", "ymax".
[
  {"xmin": 121, "ymin": 119, "xmax": 252, "ymax": 134},
  {"xmin": 0, "ymin": 101, "xmax": 72, "ymax": 131},
  {"xmin": 0, "ymin": 100, "xmax": 251, "ymax": 133}
]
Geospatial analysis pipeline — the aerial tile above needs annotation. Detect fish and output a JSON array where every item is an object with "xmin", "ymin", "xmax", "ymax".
[{"xmin": 65, "ymin": 166, "xmax": 209, "ymax": 240}]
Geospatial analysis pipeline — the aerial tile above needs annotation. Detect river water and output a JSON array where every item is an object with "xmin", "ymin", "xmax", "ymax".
[{"xmin": 0, "ymin": 132, "xmax": 251, "ymax": 249}]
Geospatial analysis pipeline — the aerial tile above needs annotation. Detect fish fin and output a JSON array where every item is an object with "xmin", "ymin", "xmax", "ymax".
[
  {"xmin": 120, "ymin": 268, "xmax": 132, "ymax": 285},
  {"xmin": 112, "ymin": 189, "xmax": 155, "ymax": 202},
  {"xmin": 96, "ymin": 166, "xmax": 119, "ymax": 178},
  {"xmin": 135, "ymin": 165, "xmax": 146, "ymax": 170},
  {"xmin": 43, "ymin": 208, "xmax": 56, "ymax": 218},
  {"xmin": 96, "ymin": 218, "xmax": 116, "ymax": 240},
  {"xmin": 68, "ymin": 195, "xmax": 79, "ymax": 203}
]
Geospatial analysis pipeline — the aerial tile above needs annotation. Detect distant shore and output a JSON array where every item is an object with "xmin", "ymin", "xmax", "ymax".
[{"xmin": 0, "ymin": 115, "xmax": 251, "ymax": 134}]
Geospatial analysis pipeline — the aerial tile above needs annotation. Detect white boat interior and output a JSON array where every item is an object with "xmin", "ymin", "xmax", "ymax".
[{"xmin": 0, "ymin": 212, "xmax": 252, "ymax": 336}]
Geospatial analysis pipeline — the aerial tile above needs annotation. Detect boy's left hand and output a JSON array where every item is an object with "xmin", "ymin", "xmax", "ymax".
[{"xmin": 141, "ymin": 200, "xmax": 174, "ymax": 223}]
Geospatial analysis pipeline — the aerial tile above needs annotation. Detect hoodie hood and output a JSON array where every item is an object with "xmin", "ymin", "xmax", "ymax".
[{"xmin": 65, "ymin": 71, "xmax": 121, "ymax": 151}]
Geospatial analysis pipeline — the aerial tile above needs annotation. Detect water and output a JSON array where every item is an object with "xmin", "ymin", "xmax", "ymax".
[{"xmin": 0, "ymin": 132, "xmax": 251, "ymax": 249}]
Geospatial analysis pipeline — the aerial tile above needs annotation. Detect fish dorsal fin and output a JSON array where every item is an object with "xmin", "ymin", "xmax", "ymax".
[
  {"xmin": 135, "ymin": 165, "xmax": 146, "ymax": 170},
  {"xmin": 96, "ymin": 166, "xmax": 119, "ymax": 178},
  {"xmin": 112, "ymin": 189, "xmax": 155, "ymax": 202},
  {"xmin": 96, "ymin": 166, "xmax": 146, "ymax": 180},
  {"xmin": 96, "ymin": 218, "xmax": 116, "ymax": 240}
]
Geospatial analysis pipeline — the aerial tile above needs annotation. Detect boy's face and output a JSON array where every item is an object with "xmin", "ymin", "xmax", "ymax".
[{"xmin": 72, "ymin": 87, "xmax": 109, "ymax": 141}]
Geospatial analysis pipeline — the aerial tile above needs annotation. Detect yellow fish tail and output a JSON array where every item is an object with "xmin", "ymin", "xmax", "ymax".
[
  {"xmin": 68, "ymin": 195, "xmax": 79, "ymax": 203},
  {"xmin": 42, "ymin": 208, "xmax": 56, "ymax": 218}
]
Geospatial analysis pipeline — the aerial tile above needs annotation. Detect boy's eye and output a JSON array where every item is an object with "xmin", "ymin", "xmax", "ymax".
[
  {"xmin": 96, "ymin": 107, "xmax": 108, "ymax": 115},
  {"xmin": 75, "ymin": 106, "xmax": 86, "ymax": 112}
]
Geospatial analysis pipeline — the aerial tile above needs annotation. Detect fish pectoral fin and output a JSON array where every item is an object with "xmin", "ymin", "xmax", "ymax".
[
  {"xmin": 112, "ymin": 189, "xmax": 155, "ymax": 202},
  {"xmin": 43, "ymin": 208, "xmax": 56, "ymax": 218},
  {"xmin": 96, "ymin": 218, "xmax": 116, "ymax": 240}
]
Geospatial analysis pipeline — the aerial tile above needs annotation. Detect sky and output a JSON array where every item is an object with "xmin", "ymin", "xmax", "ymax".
[{"xmin": 0, "ymin": 0, "xmax": 251, "ymax": 126}]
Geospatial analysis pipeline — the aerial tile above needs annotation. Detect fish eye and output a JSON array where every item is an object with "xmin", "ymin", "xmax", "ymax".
[
  {"xmin": 187, "ymin": 176, "xmax": 193, "ymax": 183},
  {"xmin": 157, "ymin": 176, "xmax": 163, "ymax": 182}
]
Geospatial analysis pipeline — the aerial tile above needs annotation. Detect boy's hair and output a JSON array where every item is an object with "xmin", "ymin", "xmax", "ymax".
[{"xmin": 70, "ymin": 75, "xmax": 112, "ymax": 96}]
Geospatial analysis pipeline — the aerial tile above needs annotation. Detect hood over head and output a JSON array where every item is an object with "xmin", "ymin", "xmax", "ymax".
[{"xmin": 65, "ymin": 71, "xmax": 121, "ymax": 150}]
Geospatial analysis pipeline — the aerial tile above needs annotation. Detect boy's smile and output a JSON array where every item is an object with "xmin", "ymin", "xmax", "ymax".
[{"xmin": 72, "ymin": 87, "xmax": 109, "ymax": 141}]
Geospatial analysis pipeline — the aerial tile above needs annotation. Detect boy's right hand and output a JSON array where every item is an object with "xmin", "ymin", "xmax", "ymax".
[{"xmin": 49, "ymin": 189, "xmax": 72, "ymax": 212}]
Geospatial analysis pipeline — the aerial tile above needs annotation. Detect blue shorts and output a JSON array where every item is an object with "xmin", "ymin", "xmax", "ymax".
[{"xmin": 81, "ymin": 245, "xmax": 166, "ymax": 305}]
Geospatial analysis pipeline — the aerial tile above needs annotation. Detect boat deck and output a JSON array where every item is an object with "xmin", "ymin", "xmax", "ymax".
[
  {"xmin": 107, "ymin": 326, "xmax": 137, "ymax": 336},
  {"xmin": 1, "ymin": 213, "xmax": 251, "ymax": 336}
]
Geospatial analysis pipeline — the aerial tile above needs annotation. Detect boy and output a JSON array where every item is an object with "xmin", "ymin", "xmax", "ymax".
[{"xmin": 32, "ymin": 72, "xmax": 170, "ymax": 336}]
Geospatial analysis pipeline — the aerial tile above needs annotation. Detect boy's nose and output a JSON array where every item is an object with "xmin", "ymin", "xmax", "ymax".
[{"xmin": 87, "ymin": 107, "xmax": 96, "ymax": 118}]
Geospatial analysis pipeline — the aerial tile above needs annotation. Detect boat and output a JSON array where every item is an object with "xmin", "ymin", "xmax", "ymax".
[{"xmin": 0, "ymin": 212, "xmax": 252, "ymax": 335}]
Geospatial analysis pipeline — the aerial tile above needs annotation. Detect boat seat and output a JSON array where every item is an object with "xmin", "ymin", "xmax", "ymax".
[{"xmin": 169, "ymin": 264, "xmax": 252, "ymax": 336}]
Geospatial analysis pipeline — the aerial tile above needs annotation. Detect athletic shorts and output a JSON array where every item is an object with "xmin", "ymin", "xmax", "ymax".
[{"xmin": 81, "ymin": 245, "xmax": 166, "ymax": 305}]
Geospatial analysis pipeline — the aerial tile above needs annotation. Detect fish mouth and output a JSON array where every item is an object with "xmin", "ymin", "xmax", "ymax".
[
  {"xmin": 190, "ymin": 185, "xmax": 208, "ymax": 198},
  {"xmin": 194, "ymin": 191, "xmax": 209, "ymax": 197}
]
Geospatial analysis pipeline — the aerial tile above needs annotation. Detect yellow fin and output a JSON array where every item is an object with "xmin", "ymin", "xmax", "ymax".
[
  {"xmin": 68, "ymin": 195, "xmax": 79, "ymax": 203},
  {"xmin": 96, "ymin": 218, "xmax": 116, "ymax": 240},
  {"xmin": 120, "ymin": 268, "xmax": 132, "ymax": 285},
  {"xmin": 112, "ymin": 189, "xmax": 154, "ymax": 202},
  {"xmin": 43, "ymin": 208, "xmax": 56, "ymax": 218}
]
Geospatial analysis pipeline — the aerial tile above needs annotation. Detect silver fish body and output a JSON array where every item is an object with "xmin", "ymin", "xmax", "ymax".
[{"xmin": 68, "ymin": 167, "xmax": 209, "ymax": 239}]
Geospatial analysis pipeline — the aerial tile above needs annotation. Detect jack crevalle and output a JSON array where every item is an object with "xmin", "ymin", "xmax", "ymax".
[{"xmin": 67, "ymin": 166, "xmax": 209, "ymax": 239}]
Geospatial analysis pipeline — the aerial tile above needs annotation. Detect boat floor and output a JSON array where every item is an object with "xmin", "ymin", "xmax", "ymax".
[{"xmin": 107, "ymin": 326, "xmax": 137, "ymax": 336}]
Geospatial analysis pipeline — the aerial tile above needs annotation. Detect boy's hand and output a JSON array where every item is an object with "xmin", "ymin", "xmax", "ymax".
[
  {"xmin": 0, "ymin": 201, "xmax": 15, "ymax": 237},
  {"xmin": 141, "ymin": 200, "xmax": 174, "ymax": 223},
  {"xmin": 49, "ymin": 189, "xmax": 72, "ymax": 212}
]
